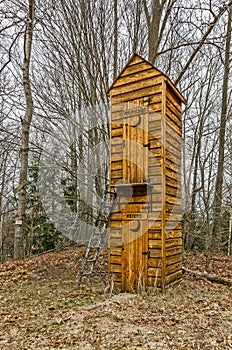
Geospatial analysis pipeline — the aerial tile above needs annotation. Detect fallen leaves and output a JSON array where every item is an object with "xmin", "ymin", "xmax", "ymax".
[{"xmin": 0, "ymin": 248, "xmax": 231, "ymax": 349}]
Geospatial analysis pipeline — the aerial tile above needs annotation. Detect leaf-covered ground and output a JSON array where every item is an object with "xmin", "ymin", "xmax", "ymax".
[{"xmin": 0, "ymin": 247, "xmax": 231, "ymax": 349}]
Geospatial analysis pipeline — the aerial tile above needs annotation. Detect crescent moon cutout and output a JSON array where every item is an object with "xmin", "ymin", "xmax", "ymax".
[
  {"xmin": 132, "ymin": 115, "xmax": 141, "ymax": 128},
  {"xmin": 130, "ymin": 220, "xmax": 141, "ymax": 233}
]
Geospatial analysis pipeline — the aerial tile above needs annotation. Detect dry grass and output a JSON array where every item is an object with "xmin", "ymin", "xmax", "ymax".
[{"xmin": 0, "ymin": 247, "xmax": 231, "ymax": 349}]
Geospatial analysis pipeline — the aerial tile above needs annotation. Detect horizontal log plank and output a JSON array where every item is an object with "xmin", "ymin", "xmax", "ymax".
[
  {"xmin": 166, "ymin": 89, "xmax": 182, "ymax": 114},
  {"xmin": 166, "ymin": 158, "xmax": 181, "ymax": 173},
  {"xmin": 165, "ymin": 270, "xmax": 182, "ymax": 284},
  {"xmin": 148, "ymin": 268, "xmax": 162, "ymax": 278},
  {"xmin": 120, "ymin": 61, "xmax": 154, "ymax": 76},
  {"xmin": 149, "ymin": 139, "xmax": 162, "ymax": 149},
  {"xmin": 166, "ymin": 103, "xmax": 182, "ymax": 124},
  {"xmin": 149, "ymin": 248, "xmax": 162, "ymax": 258},
  {"xmin": 166, "ymin": 185, "xmax": 179, "ymax": 197},
  {"xmin": 109, "ymin": 231, "xmax": 122, "ymax": 238},
  {"xmin": 149, "ymin": 134, "xmax": 162, "ymax": 143},
  {"xmin": 147, "ymin": 277, "xmax": 162, "ymax": 287},
  {"xmin": 149, "ymin": 165, "xmax": 162, "ymax": 175},
  {"xmin": 111, "ymin": 161, "xmax": 122, "ymax": 171},
  {"xmin": 149, "ymin": 228, "xmax": 162, "ymax": 235},
  {"xmin": 166, "ymin": 140, "xmax": 182, "ymax": 156},
  {"xmin": 109, "ymin": 242, "xmax": 122, "ymax": 250},
  {"xmin": 166, "ymin": 152, "xmax": 181, "ymax": 164},
  {"xmin": 165, "ymin": 111, "xmax": 182, "ymax": 130},
  {"xmin": 109, "ymin": 264, "xmax": 122, "ymax": 273},
  {"xmin": 166, "ymin": 246, "xmax": 182, "ymax": 257},
  {"xmin": 121, "ymin": 203, "xmax": 146, "ymax": 212},
  {"xmin": 109, "ymin": 220, "xmax": 122, "ymax": 228},
  {"xmin": 127, "ymin": 55, "xmax": 146, "ymax": 66},
  {"xmin": 111, "ymin": 128, "xmax": 123, "ymax": 137},
  {"xmin": 149, "ymin": 174, "xmax": 162, "ymax": 183},
  {"xmin": 149, "ymin": 119, "xmax": 162, "ymax": 131},
  {"xmin": 111, "ymin": 85, "xmax": 162, "ymax": 103},
  {"xmin": 110, "ymin": 213, "xmax": 122, "ymax": 220},
  {"xmin": 166, "ymin": 229, "xmax": 182, "ymax": 239},
  {"xmin": 166, "ymin": 217, "xmax": 182, "ymax": 226},
  {"xmin": 148, "ymin": 265, "xmax": 162, "ymax": 275},
  {"xmin": 166, "ymin": 168, "xmax": 181, "ymax": 181},
  {"xmin": 166, "ymin": 176, "xmax": 180, "ymax": 188},
  {"xmin": 165, "ymin": 221, "xmax": 182, "ymax": 230},
  {"xmin": 113, "ymin": 68, "xmax": 162, "ymax": 88},
  {"xmin": 111, "ymin": 77, "xmax": 162, "ymax": 97},
  {"xmin": 111, "ymin": 144, "xmax": 123, "ymax": 154},
  {"xmin": 165, "ymin": 238, "xmax": 182, "ymax": 248},
  {"xmin": 111, "ymin": 136, "xmax": 123, "ymax": 146},
  {"xmin": 111, "ymin": 154, "xmax": 123, "ymax": 162},
  {"xmin": 166, "ymin": 95, "xmax": 182, "ymax": 121},
  {"xmin": 166, "ymin": 262, "xmax": 182, "ymax": 275},
  {"xmin": 166, "ymin": 263, "xmax": 182, "ymax": 276},
  {"xmin": 109, "ymin": 256, "xmax": 122, "ymax": 265},
  {"xmin": 166, "ymin": 129, "xmax": 182, "ymax": 147},
  {"xmin": 166, "ymin": 254, "xmax": 182, "ymax": 265},
  {"xmin": 165, "ymin": 115, "xmax": 181, "ymax": 136},
  {"xmin": 166, "ymin": 195, "xmax": 181, "ymax": 205},
  {"xmin": 149, "ymin": 233, "xmax": 162, "ymax": 241},
  {"xmin": 111, "ymin": 169, "xmax": 122, "ymax": 179},
  {"xmin": 149, "ymin": 239, "xmax": 162, "ymax": 248}
]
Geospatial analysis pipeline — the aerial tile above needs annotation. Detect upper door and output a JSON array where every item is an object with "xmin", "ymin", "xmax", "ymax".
[{"xmin": 122, "ymin": 100, "xmax": 149, "ymax": 184}]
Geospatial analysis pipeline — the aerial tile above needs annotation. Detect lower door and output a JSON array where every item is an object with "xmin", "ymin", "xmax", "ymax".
[{"xmin": 121, "ymin": 207, "xmax": 149, "ymax": 291}]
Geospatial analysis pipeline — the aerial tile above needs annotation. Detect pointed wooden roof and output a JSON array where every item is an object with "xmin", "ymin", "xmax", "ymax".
[{"xmin": 107, "ymin": 53, "xmax": 186, "ymax": 104}]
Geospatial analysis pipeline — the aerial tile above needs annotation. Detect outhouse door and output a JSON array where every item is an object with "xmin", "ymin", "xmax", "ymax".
[
  {"xmin": 120, "ymin": 104, "xmax": 150, "ymax": 291},
  {"xmin": 122, "ymin": 103, "xmax": 149, "ymax": 183}
]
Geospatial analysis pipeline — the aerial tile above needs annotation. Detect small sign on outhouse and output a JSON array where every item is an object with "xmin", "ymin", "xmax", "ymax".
[{"xmin": 107, "ymin": 53, "xmax": 186, "ymax": 291}]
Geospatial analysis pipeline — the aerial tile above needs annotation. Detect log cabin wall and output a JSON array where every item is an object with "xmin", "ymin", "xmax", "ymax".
[{"xmin": 108, "ymin": 54, "xmax": 186, "ymax": 291}]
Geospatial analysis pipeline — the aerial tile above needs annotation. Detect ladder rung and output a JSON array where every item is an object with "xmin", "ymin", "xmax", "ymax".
[
  {"xmin": 106, "ymin": 190, "xmax": 117, "ymax": 195},
  {"xmin": 100, "ymin": 205, "xmax": 112, "ymax": 209},
  {"xmin": 77, "ymin": 185, "xmax": 117, "ymax": 288},
  {"xmin": 96, "ymin": 217, "xmax": 108, "ymax": 221},
  {"xmin": 89, "ymin": 238, "xmax": 101, "ymax": 243},
  {"xmin": 81, "ymin": 272, "xmax": 92, "ymax": 277}
]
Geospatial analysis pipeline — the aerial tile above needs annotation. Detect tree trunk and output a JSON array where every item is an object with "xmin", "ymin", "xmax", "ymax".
[
  {"xmin": 0, "ymin": 153, "xmax": 7, "ymax": 262},
  {"xmin": 228, "ymin": 209, "xmax": 232, "ymax": 255},
  {"xmin": 212, "ymin": 5, "xmax": 231, "ymax": 253},
  {"xmin": 145, "ymin": 0, "xmax": 162, "ymax": 64},
  {"xmin": 14, "ymin": 0, "xmax": 35, "ymax": 259},
  {"xmin": 113, "ymin": 0, "xmax": 118, "ymax": 79}
]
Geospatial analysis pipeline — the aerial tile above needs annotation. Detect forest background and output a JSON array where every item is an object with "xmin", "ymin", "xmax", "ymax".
[{"xmin": 0, "ymin": 0, "xmax": 232, "ymax": 260}]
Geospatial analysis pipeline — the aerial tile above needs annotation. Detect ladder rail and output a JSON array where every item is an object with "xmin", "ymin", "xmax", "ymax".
[{"xmin": 77, "ymin": 185, "xmax": 117, "ymax": 288}]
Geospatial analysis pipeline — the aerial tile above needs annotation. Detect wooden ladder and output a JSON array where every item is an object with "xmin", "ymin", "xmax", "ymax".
[{"xmin": 77, "ymin": 185, "xmax": 117, "ymax": 288}]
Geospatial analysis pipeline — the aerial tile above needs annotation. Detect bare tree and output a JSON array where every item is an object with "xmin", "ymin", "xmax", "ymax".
[
  {"xmin": 212, "ymin": 4, "xmax": 232, "ymax": 252},
  {"xmin": 14, "ymin": 0, "xmax": 35, "ymax": 259},
  {"xmin": 142, "ymin": 0, "xmax": 178, "ymax": 64},
  {"xmin": 0, "ymin": 0, "xmax": 231, "ymax": 259}
]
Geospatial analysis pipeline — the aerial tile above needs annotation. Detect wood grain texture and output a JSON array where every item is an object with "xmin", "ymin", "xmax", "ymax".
[
  {"xmin": 113, "ymin": 69, "xmax": 162, "ymax": 87},
  {"xmin": 111, "ymin": 85, "xmax": 162, "ymax": 103},
  {"xmin": 108, "ymin": 55, "xmax": 184, "ymax": 291}
]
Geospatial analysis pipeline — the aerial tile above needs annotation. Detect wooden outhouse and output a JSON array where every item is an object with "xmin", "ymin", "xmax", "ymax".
[{"xmin": 107, "ymin": 54, "xmax": 186, "ymax": 291}]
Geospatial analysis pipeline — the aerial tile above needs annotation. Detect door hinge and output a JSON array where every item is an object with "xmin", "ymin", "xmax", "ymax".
[
  {"xmin": 143, "ymin": 142, "xmax": 150, "ymax": 148},
  {"xmin": 142, "ymin": 250, "xmax": 150, "ymax": 258},
  {"xmin": 143, "ymin": 97, "xmax": 151, "ymax": 105}
]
